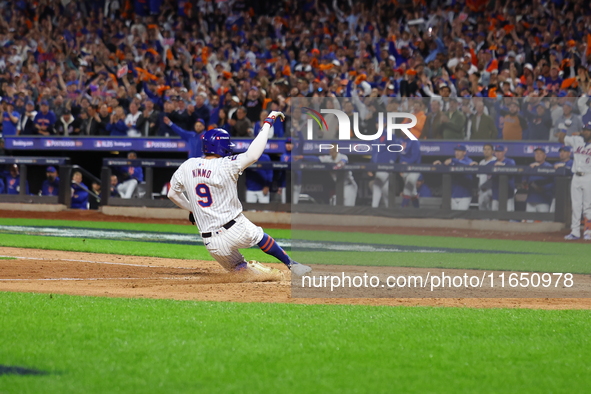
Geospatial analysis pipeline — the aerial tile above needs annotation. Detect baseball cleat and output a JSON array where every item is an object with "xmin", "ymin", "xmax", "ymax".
[
  {"xmin": 564, "ymin": 233, "xmax": 580, "ymax": 240},
  {"xmin": 290, "ymin": 261, "xmax": 312, "ymax": 276},
  {"xmin": 237, "ymin": 261, "xmax": 284, "ymax": 282},
  {"xmin": 584, "ymin": 232, "xmax": 591, "ymax": 241}
]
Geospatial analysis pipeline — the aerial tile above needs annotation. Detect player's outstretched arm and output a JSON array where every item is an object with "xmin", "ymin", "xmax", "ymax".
[{"xmin": 242, "ymin": 111, "xmax": 285, "ymax": 167}]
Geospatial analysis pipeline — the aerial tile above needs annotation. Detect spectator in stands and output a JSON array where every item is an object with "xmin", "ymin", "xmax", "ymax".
[
  {"xmin": 141, "ymin": 100, "xmax": 160, "ymax": 136},
  {"xmin": 524, "ymin": 101, "xmax": 553, "ymax": 141},
  {"xmin": 96, "ymin": 104, "xmax": 111, "ymax": 136},
  {"xmin": 409, "ymin": 100, "xmax": 426, "ymax": 139},
  {"xmin": 501, "ymin": 101, "xmax": 527, "ymax": 140},
  {"xmin": 441, "ymin": 99, "xmax": 466, "ymax": 140},
  {"xmin": 124, "ymin": 102, "xmax": 144, "ymax": 137},
  {"xmin": 193, "ymin": 94, "xmax": 210, "ymax": 127},
  {"xmin": 107, "ymin": 107, "xmax": 128, "ymax": 136},
  {"xmin": 158, "ymin": 101, "xmax": 178, "ymax": 137},
  {"xmin": 489, "ymin": 145, "xmax": 516, "ymax": 212},
  {"xmin": 51, "ymin": 96, "xmax": 67, "ymax": 120},
  {"xmin": 469, "ymin": 101, "xmax": 497, "ymax": 140},
  {"xmin": 5, "ymin": 164, "xmax": 28, "ymax": 195},
  {"xmin": 546, "ymin": 66, "xmax": 563, "ymax": 92},
  {"xmin": 245, "ymin": 153, "xmax": 273, "ymax": 204},
  {"xmin": 423, "ymin": 100, "xmax": 445, "ymax": 140},
  {"xmin": 13, "ymin": 96, "xmax": 25, "ymax": 116},
  {"xmin": 434, "ymin": 145, "xmax": 477, "ymax": 211},
  {"xmin": 55, "ymin": 109, "xmax": 78, "ymax": 136},
  {"xmin": 231, "ymin": 106, "xmax": 253, "ymax": 138},
  {"xmin": 245, "ymin": 87, "xmax": 263, "ymax": 123},
  {"xmin": 18, "ymin": 101, "xmax": 38, "ymax": 136},
  {"xmin": 2, "ymin": 99, "xmax": 19, "ymax": 137},
  {"xmin": 552, "ymin": 101, "xmax": 583, "ymax": 141},
  {"xmin": 79, "ymin": 106, "xmax": 101, "ymax": 136},
  {"xmin": 478, "ymin": 144, "xmax": 496, "ymax": 211},
  {"xmin": 214, "ymin": 108, "xmax": 231, "ymax": 132},
  {"xmin": 89, "ymin": 182, "xmax": 101, "ymax": 210},
  {"xmin": 525, "ymin": 148, "xmax": 554, "ymax": 213},
  {"xmin": 173, "ymin": 98, "xmax": 194, "ymax": 131},
  {"xmin": 554, "ymin": 146, "xmax": 573, "ymax": 173},
  {"xmin": 117, "ymin": 151, "xmax": 144, "ymax": 199},
  {"xmin": 71, "ymin": 171, "xmax": 89, "ymax": 210},
  {"xmin": 1, "ymin": 0, "xmax": 591, "ymax": 147},
  {"xmin": 34, "ymin": 101, "xmax": 56, "ymax": 136},
  {"xmin": 41, "ymin": 166, "xmax": 59, "ymax": 197},
  {"xmin": 163, "ymin": 117, "xmax": 204, "ymax": 158}
]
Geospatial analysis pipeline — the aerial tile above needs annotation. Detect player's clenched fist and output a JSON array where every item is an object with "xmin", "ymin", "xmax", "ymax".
[{"xmin": 264, "ymin": 111, "xmax": 285, "ymax": 125}]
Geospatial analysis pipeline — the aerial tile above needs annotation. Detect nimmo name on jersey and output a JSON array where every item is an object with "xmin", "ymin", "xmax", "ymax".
[{"xmin": 192, "ymin": 168, "xmax": 212, "ymax": 178}]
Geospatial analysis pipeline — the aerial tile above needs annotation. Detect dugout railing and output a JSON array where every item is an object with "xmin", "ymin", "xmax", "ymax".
[{"xmin": 98, "ymin": 158, "xmax": 571, "ymax": 224}]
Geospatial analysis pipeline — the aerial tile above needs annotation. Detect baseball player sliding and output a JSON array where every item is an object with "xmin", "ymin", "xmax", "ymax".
[
  {"xmin": 558, "ymin": 122, "xmax": 591, "ymax": 240},
  {"xmin": 167, "ymin": 111, "xmax": 312, "ymax": 277}
]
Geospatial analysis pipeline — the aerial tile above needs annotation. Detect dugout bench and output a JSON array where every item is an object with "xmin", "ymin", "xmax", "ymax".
[
  {"xmin": 294, "ymin": 162, "xmax": 571, "ymax": 223},
  {"xmin": 100, "ymin": 159, "xmax": 292, "ymax": 212},
  {"xmin": 0, "ymin": 157, "xmax": 70, "ymax": 205},
  {"xmin": 99, "ymin": 158, "xmax": 571, "ymax": 224}
]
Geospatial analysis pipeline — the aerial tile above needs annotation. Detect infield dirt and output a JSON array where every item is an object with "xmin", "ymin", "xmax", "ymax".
[{"xmin": 1, "ymin": 247, "xmax": 590, "ymax": 310}]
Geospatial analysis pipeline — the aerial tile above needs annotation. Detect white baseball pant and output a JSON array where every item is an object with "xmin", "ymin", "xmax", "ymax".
[
  {"xmin": 491, "ymin": 198, "xmax": 515, "ymax": 212},
  {"xmin": 526, "ymin": 203, "xmax": 550, "ymax": 213},
  {"xmin": 201, "ymin": 214, "xmax": 264, "ymax": 270},
  {"xmin": 372, "ymin": 171, "xmax": 389, "ymax": 208},
  {"xmin": 478, "ymin": 189, "xmax": 492, "ymax": 211},
  {"xmin": 451, "ymin": 197, "xmax": 471, "ymax": 210},
  {"xmin": 344, "ymin": 180, "xmax": 358, "ymax": 206},
  {"xmin": 569, "ymin": 174, "xmax": 591, "ymax": 237},
  {"xmin": 401, "ymin": 172, "xmax": 420, "ymax": 197},
  {"xmin": 246, "ymin": 190, "xmax": 270, "ymax": 204},
  {"xmin": 117, "ymin": 179, "xmax": 138, "ymax": 199},
  {"xmin": 277, "ymin": 187, "xmax": 287, "ymax": 204},
  {"xmin": 292, "ymin": 184, "xmax": 301, "ymax": 205}
]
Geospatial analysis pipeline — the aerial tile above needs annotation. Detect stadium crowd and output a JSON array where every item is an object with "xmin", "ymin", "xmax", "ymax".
[
  {"xmin": 0, "ymin": 0, "xmax": 589, "ymax": 214},
  {"xmin": 1, "ymin": 0, "xmax": 591, "ymax": 142}
]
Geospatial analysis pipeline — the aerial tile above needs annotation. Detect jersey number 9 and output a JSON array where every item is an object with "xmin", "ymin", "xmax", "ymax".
[{"xmin": 195, "ymin": 183, "xmax": 213, "ymax": 207}]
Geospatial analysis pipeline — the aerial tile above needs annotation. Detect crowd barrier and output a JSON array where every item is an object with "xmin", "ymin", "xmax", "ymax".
[{"xmin": 3, "ymin": 136, "xmax": 566, "ymax": 158}]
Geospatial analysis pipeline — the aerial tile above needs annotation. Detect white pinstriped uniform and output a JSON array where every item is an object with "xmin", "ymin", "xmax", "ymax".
[
  {"xmin": 170, "ymin": 154, "xmax": 264, "ymax": 269},
  {"xmin": 564, "ymin": 135, "xmax": 591, "ymax": 237}
]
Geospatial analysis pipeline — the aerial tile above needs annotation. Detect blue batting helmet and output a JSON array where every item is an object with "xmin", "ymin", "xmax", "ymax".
[{"xmin": 202, "ymin": 128, "xmax": 235, "ymax": 157}]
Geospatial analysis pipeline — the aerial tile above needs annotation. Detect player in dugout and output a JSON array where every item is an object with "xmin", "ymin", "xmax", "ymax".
[
  {"xmin": 524, "ymin": 147, "xmax": 555, "ymax": 213},
  {"xmin": 433, "ymin": 144, "xmax": 477, "ymax": 211}
]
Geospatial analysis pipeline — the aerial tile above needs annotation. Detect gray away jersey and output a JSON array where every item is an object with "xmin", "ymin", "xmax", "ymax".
[{"xmin": 170, "ymin": 154, "xmax": 249, "ymax": 233}]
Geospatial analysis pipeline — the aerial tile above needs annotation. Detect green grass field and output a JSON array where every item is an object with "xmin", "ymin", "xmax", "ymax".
[
  {"xmin": 1, "ymin": 217, "xmax": 590, "ymax": 393},
  {"xmin": 1, "ymin": 292, "xmax": 590, "ymax": 393},
  {"xmin": 0, "ymin": 218, "xmax": 588, "ymax": 273}
]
